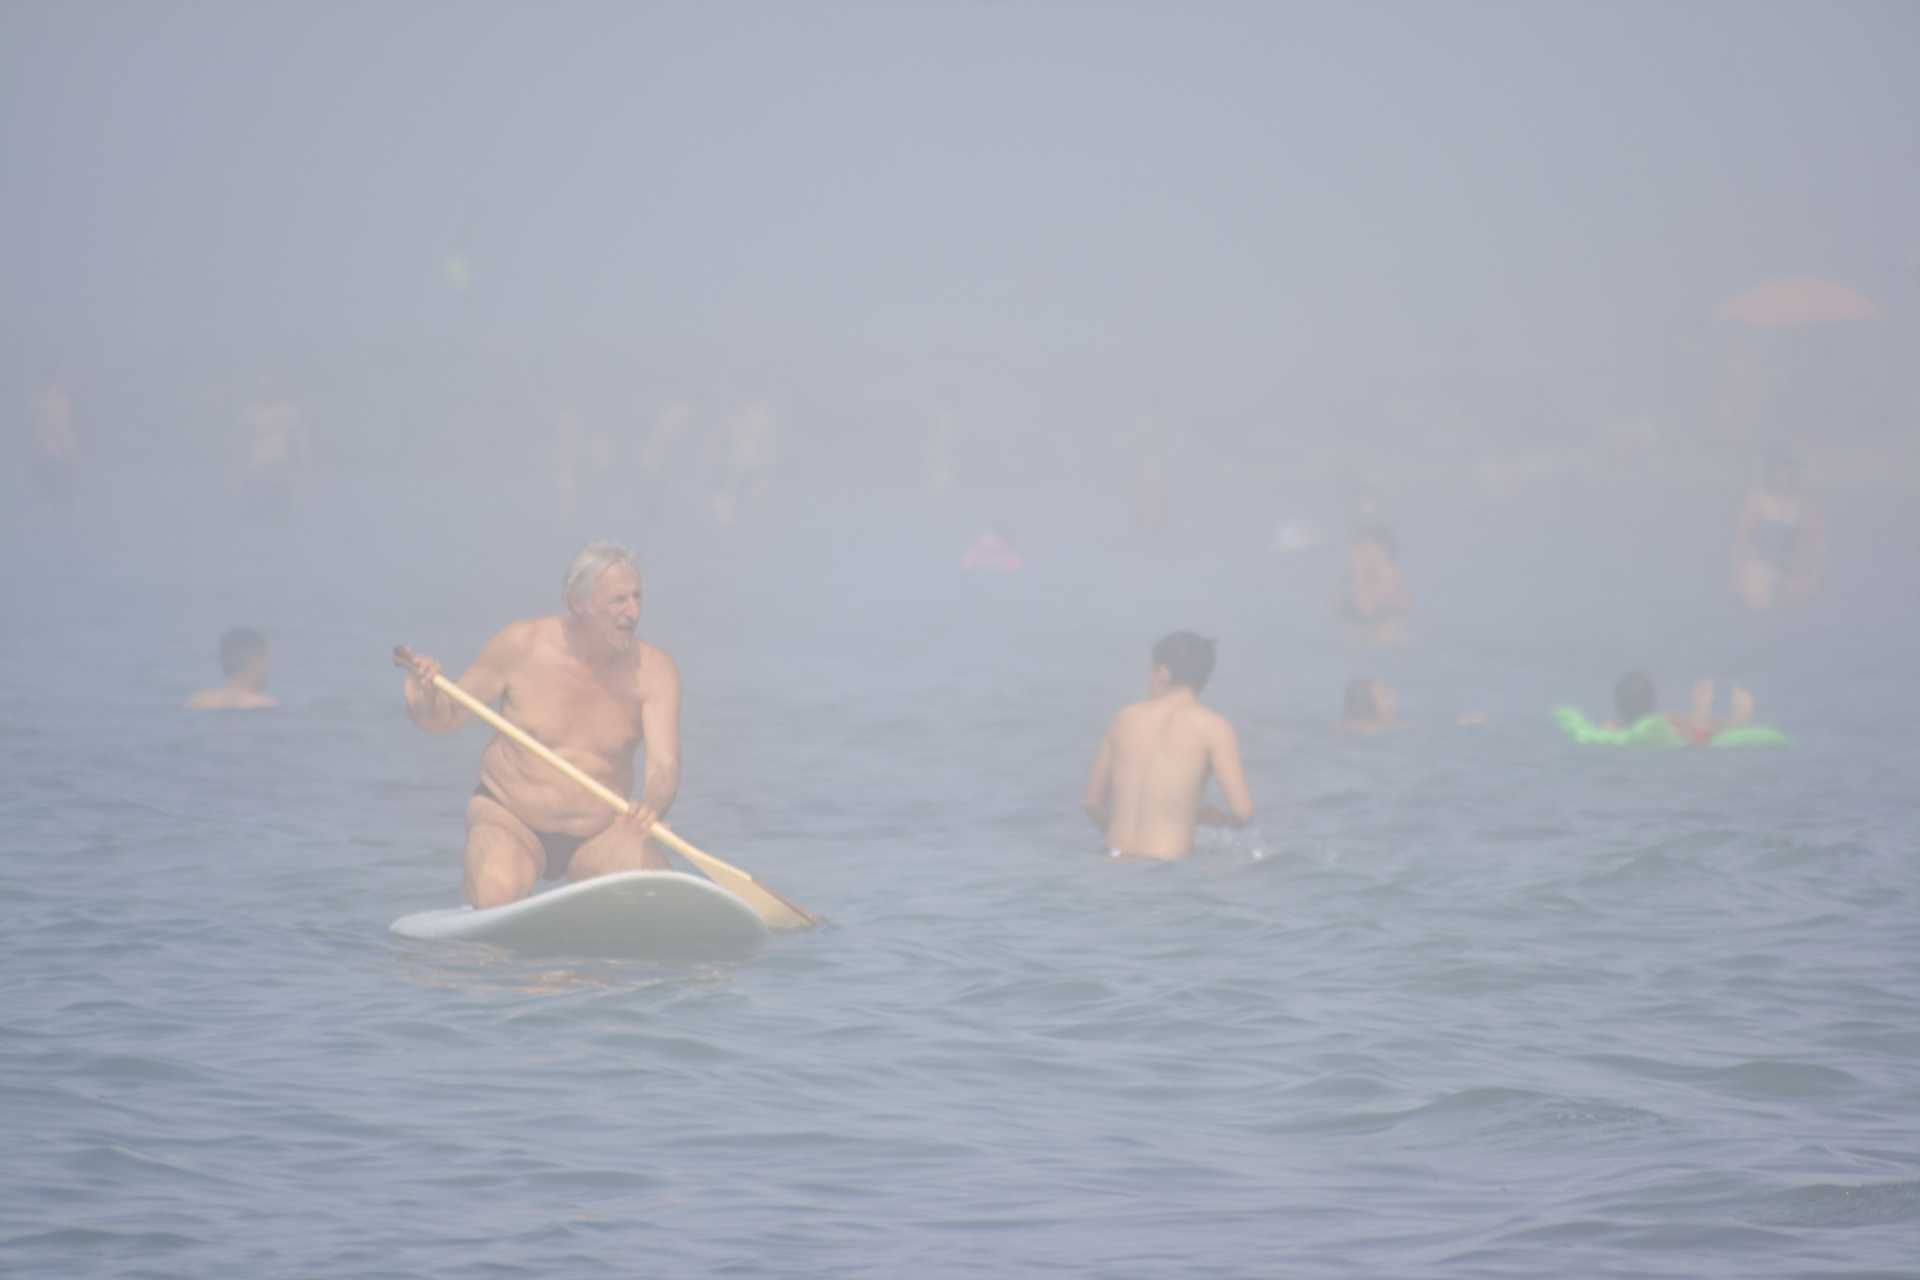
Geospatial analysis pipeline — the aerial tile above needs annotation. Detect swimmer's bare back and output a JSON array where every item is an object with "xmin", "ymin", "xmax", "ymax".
[{"xmin": 1084, "ymin": 690, "xmax": 1251, "ymax": 859}]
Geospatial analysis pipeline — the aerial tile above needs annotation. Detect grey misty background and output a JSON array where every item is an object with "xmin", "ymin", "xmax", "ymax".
[{"xmin": 4, "ymin": 2, "xmax": 1916, "ymax": 725}]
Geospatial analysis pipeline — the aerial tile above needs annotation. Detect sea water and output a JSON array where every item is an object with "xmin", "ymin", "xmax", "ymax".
[{"xmin": 1, "ymin": 494, "xmax": 1916, "ymax": 1279}]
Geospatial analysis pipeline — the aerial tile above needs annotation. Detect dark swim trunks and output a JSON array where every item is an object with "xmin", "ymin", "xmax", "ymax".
[{"xmin": 473, "ymin": 781, "xmax": 585, "ymax": 880}]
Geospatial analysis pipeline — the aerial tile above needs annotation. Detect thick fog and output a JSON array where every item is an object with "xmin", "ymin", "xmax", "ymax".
[{"xmin": 5, "ymin": 2, "xmax": 1916, "ymax": 715}]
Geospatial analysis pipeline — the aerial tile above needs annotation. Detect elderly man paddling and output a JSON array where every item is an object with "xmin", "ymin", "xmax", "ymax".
[{"xmin": 398, "ymin": 543, "xmax": 680, "ymax": 907}]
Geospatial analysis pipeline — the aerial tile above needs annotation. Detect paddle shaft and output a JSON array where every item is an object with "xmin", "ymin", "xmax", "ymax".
[{"xmin": 398, "ymin": 649, "xmax": 817, "ymax": 927}]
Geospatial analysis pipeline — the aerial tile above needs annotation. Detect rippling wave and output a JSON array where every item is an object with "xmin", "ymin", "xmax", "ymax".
[{"xmin": 2, "ymin": 606, "xmax": 1916, "ymax": 1279}]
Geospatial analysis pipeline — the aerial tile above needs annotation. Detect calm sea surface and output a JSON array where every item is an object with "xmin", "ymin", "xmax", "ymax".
[{"xmin": 3, "ymin": 514, "xmax": 1917, "ymax": 1279}]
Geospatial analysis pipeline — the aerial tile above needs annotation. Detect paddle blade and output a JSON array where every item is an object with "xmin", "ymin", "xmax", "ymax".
[
  {"xmin": 695, "ymin": 863, "xmax": 817, "ymax": 932},
  {"xmin": 650, "ymin": 827, "xmax": 818, "ymax": 930}
]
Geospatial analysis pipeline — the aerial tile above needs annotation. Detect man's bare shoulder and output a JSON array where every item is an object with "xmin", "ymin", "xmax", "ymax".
[
  {"xmin": 1188, "ymin": 701, "xmax": 1239, "ymax": 738},
  {"xmin": 637, "ymin": 640, "xmax": 680, "ymax": 692},
  {"xmin": 488, "ymin": 617, "xmax": 551, "ymax": 660}
]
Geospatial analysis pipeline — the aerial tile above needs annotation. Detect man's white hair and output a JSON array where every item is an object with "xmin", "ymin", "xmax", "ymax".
[{"xmin": 563, "ymin": 541, "xmax": 641, "ymax": 610}]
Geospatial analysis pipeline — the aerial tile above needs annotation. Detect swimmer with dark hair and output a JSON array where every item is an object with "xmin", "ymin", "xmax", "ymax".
[
  {"xmin": 185, "ymin": 628, "xmax": 278, "ymax": 710},
  {"xmin": 1559, "ymin": 672, "xmax": 1784, "ymax": 747},
  {"xmin": 1338, "ymin": 519, "xmax": 1410, "ymax": 648},
  {"xmin": 1083, "ymin": 632, "xmax": 1252, "ymax": 860}
]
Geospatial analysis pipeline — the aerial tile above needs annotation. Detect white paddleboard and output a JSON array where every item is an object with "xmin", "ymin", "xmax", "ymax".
[{"xmin": 390, "ymin": 870, "xmax": 768, "ymax": 962}]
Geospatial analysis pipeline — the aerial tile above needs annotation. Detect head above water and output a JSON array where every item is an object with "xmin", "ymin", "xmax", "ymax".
[
  {"xmin": 218, "ymin": 627, "xmax": 268, "ymax": 682},
  {"xmin": 1150, "ymin": 631, "xmax": 1216, "ymax": 694},
  {"xmin": 563, "ymin": 542, "xmax": 643, "ymax": 651},
  {"xmin": 564, "ymin": 542, "xmax": 641, "ymax": 608},
  {"xmin": 1614, "ymin": 671, "xmax": 1657, "ymax": 724}
]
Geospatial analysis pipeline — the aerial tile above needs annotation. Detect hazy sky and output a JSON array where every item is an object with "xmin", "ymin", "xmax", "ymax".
[{"xmin": 4, "ymin": 2, "xmax": 1914, "ymax": 453}]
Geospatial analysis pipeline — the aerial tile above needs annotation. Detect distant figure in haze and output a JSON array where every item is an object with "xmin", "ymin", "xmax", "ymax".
[
  {"xmin": 1338, "ymin": 677, "xmax": 1400, "ymax": 734},
  {"xmin": 185, "ymin": 628, "xmax": 278, "ymax": 711},
  {"xmin": 396, "ymin": 543, "xmax": 679, "ymax": 908},
  {"xmin": 708, "ymin": 401, "xmax": 780, "ymax": 528},
  {"xmin": 961, "ymin": 525, "xmax": 1024, "ymax": 573},
  {"xmin": 1608, "ymin": 671, "xmax": 1755, "ymax": 744},
  {"xmin": 1082, "ymin": 632, "xmax": 1252, "ymax": 860},
  {"xmin": 1338, "ymin": 677, "xmax": 1485, "ymax": 732},
  {"xmin": 235, "ymin": 397, "xmax": 308, "ymax": 520},
  {"xmin": 1732, "ymin": 451, "xmax": 1824, "ymax": 612},
  {"xmin": 1338, "ymin": 519, "xmax": 1410, "ymax": 647},
  {"xmin": 640, "ymin": 401, "xmax": 694, "ymax": 481}
]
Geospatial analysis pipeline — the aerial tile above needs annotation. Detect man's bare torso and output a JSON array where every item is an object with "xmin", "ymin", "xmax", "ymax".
[{"xmin": 476, "ymin": 617, "xmax": 663, "ymax": 837}]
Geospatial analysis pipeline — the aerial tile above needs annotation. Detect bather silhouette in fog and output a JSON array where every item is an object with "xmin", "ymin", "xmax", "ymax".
[
  {"xmin": 1338, "ymin": 517, "xmax": 1410, "ymax": 649},
  {"xmin": 1732, "ymin": 451, "xmax": 1824, "ymax": 613},
  {"xmin": 185, "ymin": 628, "xmax": 279, "ymax": 711}
]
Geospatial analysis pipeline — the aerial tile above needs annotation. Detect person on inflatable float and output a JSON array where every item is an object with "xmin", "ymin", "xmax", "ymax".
[{"xmin": 1556, "ymin": 672, "xmax": 1787, "ymax": 747}]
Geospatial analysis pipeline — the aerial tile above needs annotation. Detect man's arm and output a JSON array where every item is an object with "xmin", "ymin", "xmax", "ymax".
[
  {"xmin": 1199, "ymin": 718, "xmax": 1253, "ymax": 827},
  {"xmin": 626, "ymin": 648, "xmax": 682, "ymax": 831},
  {"xmin": 400, "ymin": 623, "xmax": 526, "ymax": 733},
  {"xmin": 1082, "ymin": 722, "xmax": 1115, "ymax": 833}
]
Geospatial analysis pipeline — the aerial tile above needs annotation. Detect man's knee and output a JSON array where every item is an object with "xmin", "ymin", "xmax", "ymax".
[
  {"xmin": 464, "ymin": 827, "xmax": 538, "ymax": 908},
  {"xmin": 466, "ymin": 857, "xmax": 533, "ymax": 908}
]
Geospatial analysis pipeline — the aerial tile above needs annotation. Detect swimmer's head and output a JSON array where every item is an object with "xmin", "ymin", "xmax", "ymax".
[
  {"xmin": 219, "ymin": 628, "xmax": 269, "ymax": 685},
  {"xmin": 564, "ymin": 542, "xmax": 644, "ymax": 649},
  {"xmin": 1614, "ymin": 671, "xmax": 1656, "ymax": 724},
  {"xmin": 1151, "ymin": 631, "xmax": 1216, "ymax": 693},
  {"xmin": 564, "ymin": 541, "xmax": 641, "ymax": 609}
]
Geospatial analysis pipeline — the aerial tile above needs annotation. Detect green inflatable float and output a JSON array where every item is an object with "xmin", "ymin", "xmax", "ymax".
[{"xmin": 1554, "ymin": 707, "xmax": 1789, "ymax": 748}]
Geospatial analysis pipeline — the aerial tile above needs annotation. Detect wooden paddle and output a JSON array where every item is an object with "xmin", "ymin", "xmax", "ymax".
[{"xmin": 394, "ymin": 646, "xmax": 817, "ymax": 930}]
